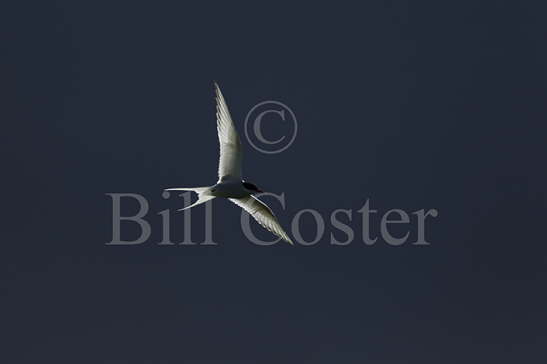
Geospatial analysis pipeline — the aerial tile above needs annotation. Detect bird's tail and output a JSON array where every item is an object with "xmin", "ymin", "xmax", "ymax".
[{"xmin": 164, "ymin": 187, "xmax": 215, "ymax": 210}]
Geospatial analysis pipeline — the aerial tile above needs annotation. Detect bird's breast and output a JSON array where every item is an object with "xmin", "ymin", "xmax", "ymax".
[{"xmin": 211, "ymin": 181, "xmax": 249, "ymax": 198}]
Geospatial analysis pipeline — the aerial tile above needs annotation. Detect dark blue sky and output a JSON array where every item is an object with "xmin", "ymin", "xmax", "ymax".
[{"xmin": 2, "ymin": 1, "xmax": 547, "ymax": 363}]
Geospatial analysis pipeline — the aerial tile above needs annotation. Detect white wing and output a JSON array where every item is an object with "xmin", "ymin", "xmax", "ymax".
[
  {"xmin": 215, "ymin": 83, "xmax": 242, "ymax": 181},
  {"xmin": 230, "ymin": 196, "xmax": 293, "ymax": 244}
]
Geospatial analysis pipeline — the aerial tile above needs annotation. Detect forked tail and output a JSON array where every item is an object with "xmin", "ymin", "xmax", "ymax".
[{"xmin": 164, "ymin": 187, "xmax": 215, "ymax": 210}]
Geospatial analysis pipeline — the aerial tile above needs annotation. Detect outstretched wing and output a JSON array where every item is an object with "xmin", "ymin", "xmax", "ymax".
[
  {"xmin": 230, "ymin": 195, "xmax": 293, "ymax": 244},
  {"xmin": 215, "ymin": 83, "xmax": 242, "ymax": 181}
]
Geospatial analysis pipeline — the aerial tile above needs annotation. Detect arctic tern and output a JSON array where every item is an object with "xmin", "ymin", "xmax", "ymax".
[{"xmin": 166, "ymin": 83, "xmax": 293, "ymax": 244}]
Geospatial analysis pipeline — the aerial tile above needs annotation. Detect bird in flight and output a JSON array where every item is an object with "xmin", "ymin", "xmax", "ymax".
[{"xmin": 166, "ymin": 83, "xmax": 293, "ymax": 244}]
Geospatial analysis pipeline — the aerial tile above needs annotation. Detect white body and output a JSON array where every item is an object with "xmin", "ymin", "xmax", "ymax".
[{"xmin": 210, "ymin": 177, "xmax": 250, "ymax": 199}]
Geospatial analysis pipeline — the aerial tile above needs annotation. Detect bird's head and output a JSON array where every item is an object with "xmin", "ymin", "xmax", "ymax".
[{"xmin": 242, "ymin": 181, "xmax": 263, "ymax": 194}]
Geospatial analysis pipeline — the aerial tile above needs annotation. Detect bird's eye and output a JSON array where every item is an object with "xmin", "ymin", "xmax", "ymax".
[{"xmin": 243, "ymin": 182, "xmax": 257, "ymax": 191}]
